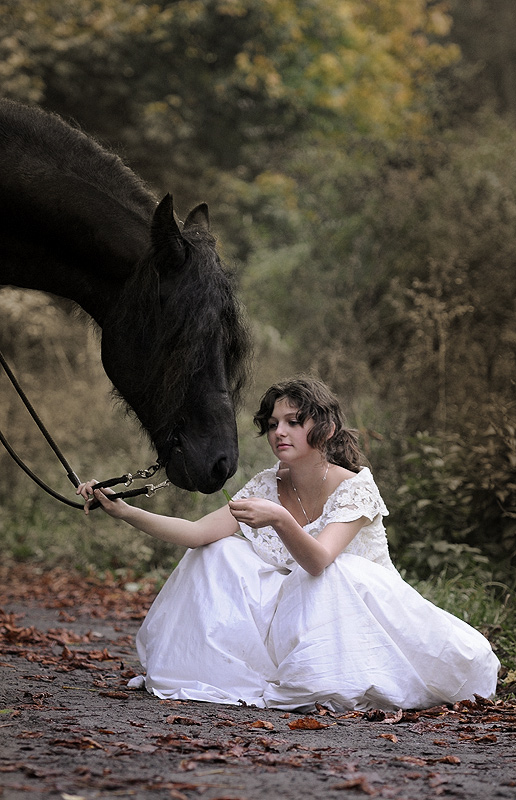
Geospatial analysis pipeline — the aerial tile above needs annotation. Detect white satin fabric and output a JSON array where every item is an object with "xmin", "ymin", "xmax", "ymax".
[{"xmin": 136, "ymin": 537, "xmax": 499, "ymax": 712}]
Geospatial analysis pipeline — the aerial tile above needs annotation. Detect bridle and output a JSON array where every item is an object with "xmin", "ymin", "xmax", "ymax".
[{"xmin": 0, "ymin": 350, "xmax": 170, "ymax": 510}]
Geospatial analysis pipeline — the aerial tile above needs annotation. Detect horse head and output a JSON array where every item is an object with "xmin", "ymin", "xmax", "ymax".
[{"xmin": 101, "ymin": 194, "xmax": 251, "ymax": 493}]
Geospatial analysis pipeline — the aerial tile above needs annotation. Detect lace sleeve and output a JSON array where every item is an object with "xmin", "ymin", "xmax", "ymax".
[
  {"xmin": 231, "ymin": 466, "xmax": 295, "ymax": 568},
  {"xmin": 324, "ymin": 468, "xmax": 389, "ymax": 525}
]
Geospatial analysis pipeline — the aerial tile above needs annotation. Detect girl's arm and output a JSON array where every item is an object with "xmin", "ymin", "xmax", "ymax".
[
  {"xmin": 229, "ymin": 497, "xmax": 366, "ymax": 576},
  {"xmin": 77, "ymin": 481, "xmax": 239, "ymax": 548}
]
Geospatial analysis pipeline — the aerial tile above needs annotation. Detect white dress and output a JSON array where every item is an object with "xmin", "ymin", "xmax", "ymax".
[{"xmin": 136, "ymin": 465, "xmax": 500, "ymax": 711}]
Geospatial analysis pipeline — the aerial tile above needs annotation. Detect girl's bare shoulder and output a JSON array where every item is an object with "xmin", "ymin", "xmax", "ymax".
[{"xmin": 327, "ymin": 464, "xmax": 358, "ymax": 492}]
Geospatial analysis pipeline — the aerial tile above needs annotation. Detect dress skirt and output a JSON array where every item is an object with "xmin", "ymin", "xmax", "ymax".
[{"xmin": 136, "ymin": 536, "xmax": 500, "ymax": 712}]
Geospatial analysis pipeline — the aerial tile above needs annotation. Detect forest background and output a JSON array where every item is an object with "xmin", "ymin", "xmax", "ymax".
[{"xmin": 0, "ymin": 0, "xmax": 515, "ymax": 674}]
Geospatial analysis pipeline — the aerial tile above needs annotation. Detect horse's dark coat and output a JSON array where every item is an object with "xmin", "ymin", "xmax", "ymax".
[{"xmin": 0, "ymin": 100, "xmax": 250, "ymax": 493}]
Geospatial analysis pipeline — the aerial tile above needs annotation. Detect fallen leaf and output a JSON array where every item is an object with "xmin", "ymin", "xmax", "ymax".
[
  {"xmin": 395, "ymin": 755, "xmax": 427, "ymax": 766},
  {"xmin": 378, "ymin": 733, "xmax": 398, "ymax": 743},
  {"xmin": 165, "ymin": 714, "xmax": 201, "ymax": 725},
  {"xmin": 288, "ymin": 717, "xmax": 331, "ymax": 730},
  {"xmin": 435, "ymin": 755, "xmax": 461, "ymax": 765},
  {"xmin": 51, "ymin": 737, "xmax": 106, "ymax": 751},
  {"xmin": 363, "ymin": 709, "xmax": 386, "ymax": 722},
  {"xmin": 112, "ymin": 741, "xmax": 157, "ymax": 754},
  {"xmin": 180, "ymin": 752, "xmax": 228, "ymax": 769},
  {"xmin": 333, "ymin": 775, "xmax": 376, "ymax": 794},
  {"xmin": 381, "ymin": 708, "xmax": 403, "ymax": 724},
  {"xmin": 249, "ymin": 719, "xmax": 274, "ymax": 730},
  {"xmin": 364, "ymin": 707, "xmax": 403, "ymax": 724},
  {"xmin": 459, "ymin": 732, "xmax": 498, "ymax": 743},
  {"xmin": 395, "ymin": 753, "xmax": 461, "ymax": 767}
]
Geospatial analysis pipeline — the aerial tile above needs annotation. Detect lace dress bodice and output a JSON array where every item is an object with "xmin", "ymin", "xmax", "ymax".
[{"xmin": 233, "ymin": 464, "xmax": 395, "ymax": 571}]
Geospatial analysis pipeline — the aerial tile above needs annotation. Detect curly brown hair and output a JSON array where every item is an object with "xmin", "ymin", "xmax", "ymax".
[{"xmin": 253, "ymin": 376, "xmax": 364, "ymax": 472}]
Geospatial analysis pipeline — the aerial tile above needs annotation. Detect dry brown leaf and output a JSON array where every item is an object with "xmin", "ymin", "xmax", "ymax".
[
  {"xmin": 287, "ymin": 717, "xmax": 331, "ymax": 730},
  {"xmin": 378, "ymin": 733, "xmax": 398, "ymax": 743},
  {"xmin": 332, "ymin": 775, "xmax": 376, "ymax": 794},
  {"xmin": 249, "ymin": 719, "xmax": 274, "ymax": 730},
  {"xmin": 112, "ymin": 741, "xmax": 157, "ymax": 754},
  {"xmin": 363, "ymin": 708, "xmax": 386, "ymax": 722},
  {"xmin": 51, "ymin": 736, "xmax": 106, "ymax": 751},
  {"xmin": 436, "ymin": 755, "xmax": 461, "ymax": 765},
  {"xmin": 459, "ymin": 732, "xmax": 498, "ymax": 743},
  {"xmin": 381, "ymin": 708, "xmax": 403, "ymax": 724},
  {"xmin": 165, "ymin": 714, "xmax": 201, "ymax": 725},
  {"xmin": 395, "ymin": 755, "xmax": 427, "ymax": 766}
]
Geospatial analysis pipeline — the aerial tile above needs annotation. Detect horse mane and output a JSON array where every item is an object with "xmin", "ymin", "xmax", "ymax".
[
  {"xmin": 0, "ymin": 100, "xmax": 153, "ymax": 211},
  {"xmin": 0, "ymin": 99, "xmax": 156, "ymax": 304},
  {"xmin": 112, "ymin": 225, "xmax": 252, "ymax": 430}
]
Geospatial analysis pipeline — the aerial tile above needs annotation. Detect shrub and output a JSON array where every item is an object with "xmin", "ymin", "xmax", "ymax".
[{"xmin": 387, "ymin": 413, "xmax": 516, "ymax": 583}]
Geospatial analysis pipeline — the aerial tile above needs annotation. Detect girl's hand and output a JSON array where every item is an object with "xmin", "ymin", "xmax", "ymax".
[
  {"xmin": 228, "ymin": 497, "xmax": 285, "ymax": 529},
  {"xmin": 76, "ymin": 479, "xmax": 129, "ymax": 518}
]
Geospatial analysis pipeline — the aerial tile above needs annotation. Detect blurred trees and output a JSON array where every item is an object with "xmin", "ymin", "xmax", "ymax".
[
  {"xmin": 449, "ymin": 0, "xmax": 516, "ymax": 120},
  {"xmin": 0, "ymin": 0, "xmax": 515, "ymax": 578},
  {"xmin": 0, "ymin": 0, "xmax": 456, "ymax": 185}
]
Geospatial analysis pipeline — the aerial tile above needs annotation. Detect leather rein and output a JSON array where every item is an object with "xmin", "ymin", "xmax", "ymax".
[{"xmin": 0, "ymin": 350, "xmax": 170, "ymax": 510}]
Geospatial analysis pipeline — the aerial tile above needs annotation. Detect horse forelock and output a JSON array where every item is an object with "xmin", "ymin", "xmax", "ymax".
[{"xmin": 113, "ymin": 231, "xmax": 251, "ymax": 435}]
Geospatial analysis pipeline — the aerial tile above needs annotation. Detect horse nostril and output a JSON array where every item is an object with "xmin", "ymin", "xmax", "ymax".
[{"xmin": 212, "ymin": 456, "xmax": 230, "ymax": 482}]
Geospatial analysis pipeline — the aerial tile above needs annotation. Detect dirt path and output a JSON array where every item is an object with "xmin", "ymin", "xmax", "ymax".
[{"xmin": 1, "ymin": 564, "xmax": 515, "ymax": 800}]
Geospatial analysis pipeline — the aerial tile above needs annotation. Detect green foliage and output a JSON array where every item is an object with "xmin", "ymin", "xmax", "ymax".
[
  {"xmin": 363, "ymin": 128, "xmax": 516, "ymax": 434},
  {"xmin": 0, "ymin": 0, "xmax": 457, "ymax": 189},
  {"xmin": 448, "ymin": 0, "xmax": 516, "ymax": 120},
  {"xmin": 387, "ymin": 421, "xmax": 516, "ymax": 582}
]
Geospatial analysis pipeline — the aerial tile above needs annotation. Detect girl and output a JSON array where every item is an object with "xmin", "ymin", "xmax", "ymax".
[{"xmin": 77, "ymin": 377, "xmax": 499, "ymax": 711}]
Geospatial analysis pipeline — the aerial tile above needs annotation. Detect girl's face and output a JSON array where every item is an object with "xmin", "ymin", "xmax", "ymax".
[{"xmin": 266, "ymin": 397, "xmax": 315, "ymax": 463}]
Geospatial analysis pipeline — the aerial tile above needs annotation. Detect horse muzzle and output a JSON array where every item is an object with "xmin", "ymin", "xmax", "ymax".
[{"xmin": 158, "ymin": 432, "xmax": 237, "ymax": 494}]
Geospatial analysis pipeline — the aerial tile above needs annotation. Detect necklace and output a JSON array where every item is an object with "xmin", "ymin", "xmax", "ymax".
[{"xmin": 289, "ymin": 463, "xmax": 330, "ymax": 524}]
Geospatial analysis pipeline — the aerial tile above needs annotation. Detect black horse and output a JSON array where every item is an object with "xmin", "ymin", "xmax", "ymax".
[{"xmin": 0, "ymin": 99, "xmax": 251, "ymax": 493}]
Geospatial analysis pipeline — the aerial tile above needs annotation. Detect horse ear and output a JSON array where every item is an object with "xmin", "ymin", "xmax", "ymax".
[
  {"xmin": 183, "ymin": 203, "xmax": 210, "ymax": 231},
  {"xmin": 152, "ymin": 193, "xmax": 186, "ymax": 264}
]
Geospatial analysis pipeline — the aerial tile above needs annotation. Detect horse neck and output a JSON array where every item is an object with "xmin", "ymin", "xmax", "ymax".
[
  {"xmin": 0, "ymin": 100, "xmax": 158, "ymax": 326},
  {"xmin": 0, "ymin": 179, "xmax": 155, "ymax": 327}
]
